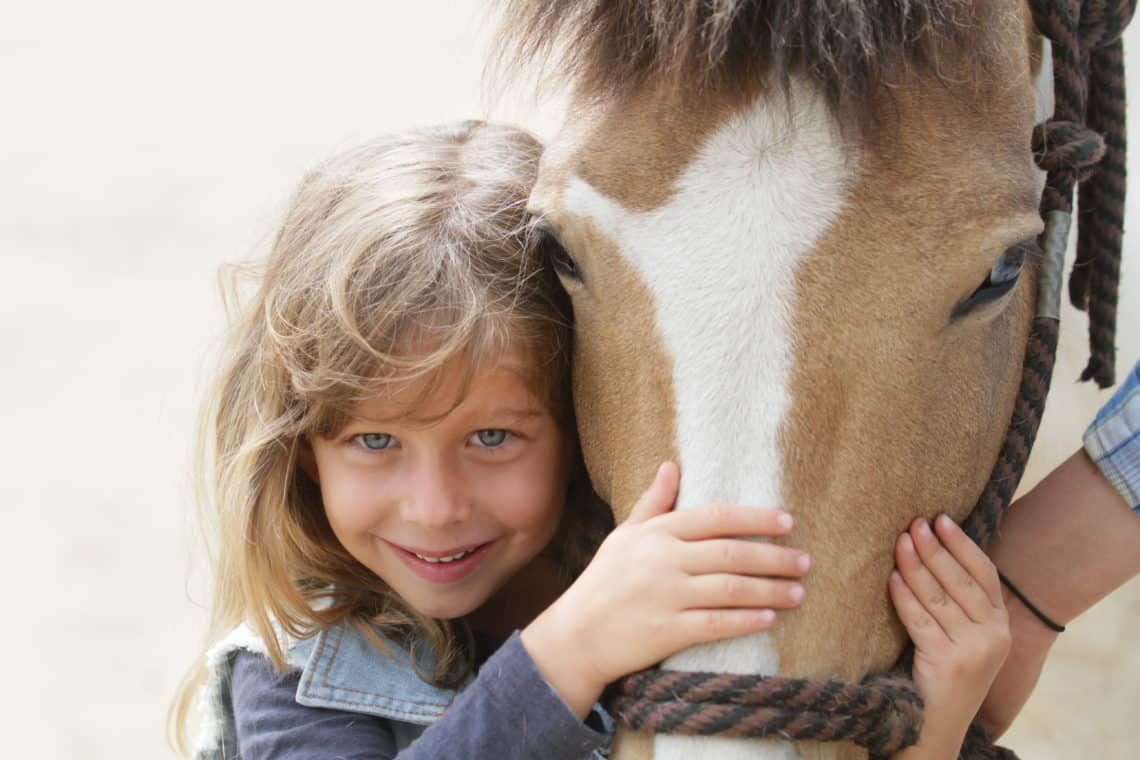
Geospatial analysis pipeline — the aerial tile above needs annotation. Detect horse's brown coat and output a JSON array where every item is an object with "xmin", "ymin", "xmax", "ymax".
[{"xmin": 525, "ymin": 2, "xmax": 1047, "ymax": 758}]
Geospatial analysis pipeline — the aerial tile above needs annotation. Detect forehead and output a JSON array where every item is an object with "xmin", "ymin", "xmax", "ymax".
[{"xmin": 348, "ymin": 359, "xmax": 548, "ymax": 426}]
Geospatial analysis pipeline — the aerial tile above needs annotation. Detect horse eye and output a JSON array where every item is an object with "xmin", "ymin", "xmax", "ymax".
[
  {"xmin": 538, "ymin": 227, "xmax": 584, "ymax": 283},
  {"xmin": 549, "ymin": 242, "xmax": 583, "ymax": 282},
  {"xmin": 988, "ymin": 243, "xmax": 1027, "ymax": 285},
  {"xmin": 951, "ymin": 243, "xmax": 1029, "ymax": 319}
]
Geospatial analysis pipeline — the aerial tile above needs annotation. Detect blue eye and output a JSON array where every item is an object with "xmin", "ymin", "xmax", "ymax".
[
  {"xmin": 356, "ymin": 433, "xmax": 393, "ymax": 450},
  {"xmin": 472, "ymin": 429, "xmax": 509, "ymax": 447}
]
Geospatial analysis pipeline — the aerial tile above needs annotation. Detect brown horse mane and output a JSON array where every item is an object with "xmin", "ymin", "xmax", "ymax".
[{"xmin": 494, "ymin": 0, "xmax": 1002, "ymax": 114}]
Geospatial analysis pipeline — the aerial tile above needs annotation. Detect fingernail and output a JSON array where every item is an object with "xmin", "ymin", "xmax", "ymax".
[
  {"xmin": 937, "ymin": 514, "xmax": 955, "ymax": 530},
  {"xmin": 789, "ymin": 584, "xmax": 805, "ymax": 602},
  {"xmin": 917, "ymin": 521, "xmax": 932, "ymax": 538},
  {"xmin": 756, "ymin": 609, "xmax": 776, "ymax": 625},
  {"xmin": 890, "ymin": 570, "xmax": 901, "ymax": 584},
  {"xmin": 900, "ymin": 534, "xmax": 914, "ymax": 552},
  {"xmin": 776, "ymin": 512, "xmax": 794, "ymax": 530},
  {"xmin": 797, "ymin": 553, "xmax": 812, "ymax": 572}
]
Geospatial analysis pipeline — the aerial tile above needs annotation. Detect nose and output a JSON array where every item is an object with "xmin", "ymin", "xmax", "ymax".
[{"xmin": 399, "ymin": 455, "xmax": 471, "ymax": 528}]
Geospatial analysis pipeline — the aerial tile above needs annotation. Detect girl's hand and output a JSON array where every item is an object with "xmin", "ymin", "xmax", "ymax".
[
  {"xmin": 521, "ymin": 462, "xmax": 811, "ymax": 718},
  {"xmin": 890, "ymin": 515, "xmax": 1011, "ymax": 760}
]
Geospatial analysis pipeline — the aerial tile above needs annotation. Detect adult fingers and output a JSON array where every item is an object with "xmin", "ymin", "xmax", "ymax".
[
  {"xmin": 932, "ymin": 514, "xmax": 1004, "ymax": 609},
  {"xmin": 661, "ymin": 503, "xmax": 794, "ymax": 541},
  {"xmin": 908, "ymin": 518, "xmax": 997, "ymax": 623},
  {"xmin": 680, "ymin": 538, "xmax": 811, "ymax": 579},
  {"xmin": 895, "ymin": 531, "xmax": 969, "ymax": 637},
  {"xmin": 684, "ymin": 573, "xmax": 805, "ymax": 610},
  {"xmin": 625, "ymin": 462, "xmax": 681, "ymax": 525},
  {"xmin": 888, "ymin": 569, "xmax": 950, "ymax": 653}
]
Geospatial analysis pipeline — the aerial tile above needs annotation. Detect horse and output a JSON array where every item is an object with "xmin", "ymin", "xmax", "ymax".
[{"xmin": 494, "ymin": 1, "xmax": 1130, "ymax": 758}]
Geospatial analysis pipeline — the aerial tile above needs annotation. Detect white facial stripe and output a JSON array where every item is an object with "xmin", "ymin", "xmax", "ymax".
[{"xmin": 564, "ymin": 83, "xmax": 854, "ymax": 760}]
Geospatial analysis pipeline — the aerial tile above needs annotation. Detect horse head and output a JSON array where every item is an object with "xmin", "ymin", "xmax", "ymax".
[{"xmin": 497, "ymin": 1, "xmax": 1116, "ymax": 757}]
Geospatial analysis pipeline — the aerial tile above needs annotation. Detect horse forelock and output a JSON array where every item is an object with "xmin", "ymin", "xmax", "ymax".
[{"xmin": 494, "ymin": 0, "xmax": 1008, "ymax": 116}]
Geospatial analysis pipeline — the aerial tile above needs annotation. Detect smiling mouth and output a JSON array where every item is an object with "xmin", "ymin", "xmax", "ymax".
[
  {"xmin": 386, "ymin": 540, "xmax": 496, "ymax": 584},
  {"xmin": 387, "ymin": 539, "xmax": 491, "ymax": 563},
  {"xmin": 411, "ymin": 547, "xmax": 481, "ymax": 564}
]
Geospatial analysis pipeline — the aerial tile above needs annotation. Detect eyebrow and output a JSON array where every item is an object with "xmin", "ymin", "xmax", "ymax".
[
  {"xmin": 345, "ymin": 406, "xmax": 548, "ymax": 430},
  {"xmin": 491, "ymin": 407, "xmax": 547, "ymax": 421}
]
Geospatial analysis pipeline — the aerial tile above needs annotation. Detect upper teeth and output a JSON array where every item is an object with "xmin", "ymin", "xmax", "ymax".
[{"xmin": 414, "ymin": 548, "xmax": 477, "ymax": 563}]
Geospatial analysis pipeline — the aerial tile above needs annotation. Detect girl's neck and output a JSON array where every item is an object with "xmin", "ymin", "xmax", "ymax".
[{"xmin": 465, "ymin": 554, "xmax": 567, "ymax": 635}]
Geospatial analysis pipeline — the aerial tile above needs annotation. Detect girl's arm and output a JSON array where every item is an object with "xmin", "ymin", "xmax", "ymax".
[
  {"xmin": 229, "ymin": 633, "xmax": 609, "ymax": 760},
  {"xmin": 890, "ymin": 515, "xmax": 1011, "ymax": 760}
]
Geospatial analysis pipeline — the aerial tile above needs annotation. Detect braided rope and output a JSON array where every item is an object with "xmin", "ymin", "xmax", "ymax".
[
  {"xmin": 960, "ymin": 319, "xmax": 1061, "ymax": 548},
  {"xmin": 1035, "ymin": 0, "xmax": 1135, "ymax": 386},
  {"xmin": 604, "ymin": 0, "xmax": 1132, "ymax": 755},
  {"xmin": 607, "ymin": 670, "xmax": 923, "ymax": 754}
]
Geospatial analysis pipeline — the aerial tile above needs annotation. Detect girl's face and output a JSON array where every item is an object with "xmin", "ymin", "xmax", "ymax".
[{"xmin": 305, "ymin": 354, "xmax": 570, "ymax": 621}]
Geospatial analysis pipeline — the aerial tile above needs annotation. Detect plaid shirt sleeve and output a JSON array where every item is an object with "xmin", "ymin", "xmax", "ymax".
[{"xmin": 1083, "ymin": 359, "xmax": 1140, "ymax": 515}]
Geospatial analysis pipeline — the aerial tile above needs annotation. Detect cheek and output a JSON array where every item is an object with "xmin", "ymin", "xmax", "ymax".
[
  {"xmin": 490, "ymin": 444, "xmax": 569, "ymax": 533},
  {"xmin": 314, "ymin": 458, "xmax": 388, "ymax": 537}
]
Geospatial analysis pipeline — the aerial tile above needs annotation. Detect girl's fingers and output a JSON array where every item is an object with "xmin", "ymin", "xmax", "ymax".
[
  {"xmin": 895, "ymin": 532, "xmax": 969, "ymax": 636},
  {"xmin": 684, "ymin": 574, "xmax": 805, "ymax": 610},
  {"xmin": 681, "ymin": 539, "xmax": 811, "ymax": 578},
  {"xmin": 662, "ymin": 503, "xmax": 794, "ymax": 541},
  {"xmin": 932, "ymin": 514, "xmax": 1004, "ymax": 608},
  {"xmin": 678, "ymin": 608, "xmax": 778, "ymax": 646},
  {"xmin": 888, "ymin": 570, "xmax": 949, "ymax": 652},
  {"xmin": 625, "ymin": 462, "xmax": 681, "ymax": 524},
  {"xmin": 908, "ymin": 517, "xmax": 998, "ymax": 623}
]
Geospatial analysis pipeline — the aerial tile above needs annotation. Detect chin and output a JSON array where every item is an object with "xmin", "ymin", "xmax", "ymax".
[{"xmin": 410, "ymin": 593, "xmax": 485, "ymax": 622}]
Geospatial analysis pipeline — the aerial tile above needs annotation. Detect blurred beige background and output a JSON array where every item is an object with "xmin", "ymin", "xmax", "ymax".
[{"xmin": 1, "ymin": 2, "xmax": 1135, "ymax": 758}]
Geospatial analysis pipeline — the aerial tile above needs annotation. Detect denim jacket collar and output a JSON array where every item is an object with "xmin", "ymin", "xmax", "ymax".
[{"xmin": 287, "ymin": 621, "xmax": 472, "ymax": 725}]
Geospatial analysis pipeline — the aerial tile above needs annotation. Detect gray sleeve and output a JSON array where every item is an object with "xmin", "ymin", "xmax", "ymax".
[
  {"xmin": 230, "ymin": 632, "xmax": 608, "ymax": 760},
  {"xmin": 231, "ymin": 649, "xmax": 398, "ymax": 759}
]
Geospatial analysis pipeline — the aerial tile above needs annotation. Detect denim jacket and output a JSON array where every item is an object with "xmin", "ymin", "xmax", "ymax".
[{"xmin": 193, "ymin": 621, "xmax": 610, "ymax": 759}]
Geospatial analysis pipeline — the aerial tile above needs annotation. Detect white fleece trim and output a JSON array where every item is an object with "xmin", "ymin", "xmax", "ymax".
[{"xmin": 192, "ymin": 624, "xmax": 278, "ymax": 758}]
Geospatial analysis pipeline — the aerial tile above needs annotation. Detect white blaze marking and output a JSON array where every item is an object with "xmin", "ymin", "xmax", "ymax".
[{"xmin": 564, "ymin": 83, "xmax": 854, "ymax": 759}]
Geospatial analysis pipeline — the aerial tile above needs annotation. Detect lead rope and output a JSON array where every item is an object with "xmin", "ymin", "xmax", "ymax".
[{"xmin": 603, "ymin": 0, "xmax": 1133, "ymax": 755}]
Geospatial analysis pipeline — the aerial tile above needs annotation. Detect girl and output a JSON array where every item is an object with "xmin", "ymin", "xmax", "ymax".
[{"xmin": 173, "ymin": 120, "xmax": 1010, "ymax": 759}]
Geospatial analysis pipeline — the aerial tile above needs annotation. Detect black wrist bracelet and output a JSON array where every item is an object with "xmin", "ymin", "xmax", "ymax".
[{"xmin": 997, "ymin": 569, "xmax": 1066, "ymax": 633}]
